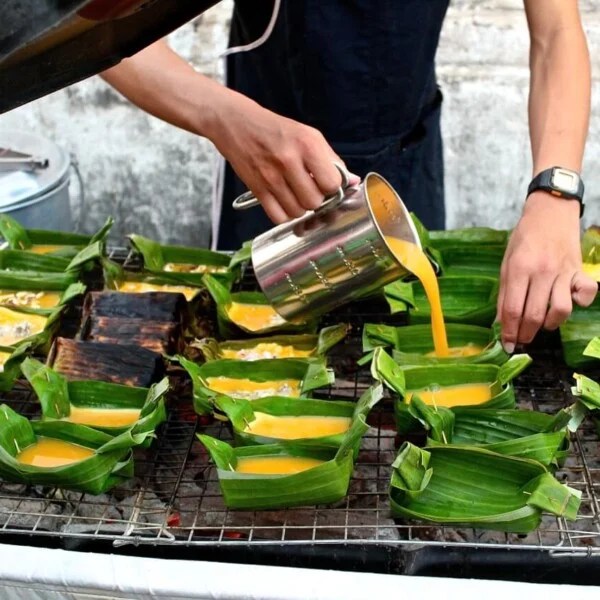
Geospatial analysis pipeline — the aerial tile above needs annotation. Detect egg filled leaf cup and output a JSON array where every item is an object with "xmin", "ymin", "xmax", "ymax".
[
  {"xmin": 214, "ymin": 384, "xmax": 382, "ymax": 451},
  {"xmin": 198, "ymin": 413, "xmax": 370, "ymax": 510},
  {"xmin": 202, "ymin": 274, "xmax": 316, "ymax": 338},
  {"xmin": 371, "ymin": 348, "xmax": 531, "ymax": 434},
  {"xmin": 193, "ymin": 323, "xmax": 349, "ymax": 362},
  {"xmin": 128, "ymin": 234, "xmax": 236, "ymax": 289},
  {"xmin": 389, "ymin": 442, "xmax": 580, "ymax": 533},
  {"xmin": 0, "ymin": 213, "xmax": 113, "ymax": 261},
  {"xmin": 176, "ymin": 356, "xmax": 335, "ymax": 415},
  {"xmin": 22, "ymin": 358, "xmax": 168, "ymax": 439},
  {"xmin": 0, "ymin": 402, "xmax": 164, "ymax": 494},
  {"xmin": 361, "ymin": 323, "xmax": 507, "ymax": 367},
  {"xmin": 384, "ymin": 276, "xmax": 499, "ymax": 327}
]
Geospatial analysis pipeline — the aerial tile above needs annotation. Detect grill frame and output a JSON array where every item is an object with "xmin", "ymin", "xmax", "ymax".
[{"xmin": 0, "ymin": 248, "xmax": 597, "ymax": 577}]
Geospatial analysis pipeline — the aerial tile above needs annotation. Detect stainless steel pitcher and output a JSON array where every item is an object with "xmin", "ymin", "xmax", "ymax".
[{"xmin": 232, "ymin": 170, "xmax": 421, "ymax": 322}]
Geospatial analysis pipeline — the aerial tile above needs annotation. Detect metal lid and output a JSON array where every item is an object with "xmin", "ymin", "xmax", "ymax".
[{"xmin": 0, "ymin": 129, "xmax": 70, "ymax": 209}]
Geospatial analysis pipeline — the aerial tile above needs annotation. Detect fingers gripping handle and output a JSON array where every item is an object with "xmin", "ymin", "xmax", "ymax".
[{"xmin": 232, "ymin": 162, "xmax": 351, "ymax": 212}]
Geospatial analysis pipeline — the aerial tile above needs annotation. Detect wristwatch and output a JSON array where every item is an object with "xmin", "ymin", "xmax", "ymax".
[{"xmin": 527, "ymin": 167, "xmax": 585, "ymax": 217}]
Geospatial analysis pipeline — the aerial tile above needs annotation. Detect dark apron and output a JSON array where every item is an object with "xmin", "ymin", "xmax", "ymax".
[{"xmin": 217, "ymin": 0, "xmax": 450, "ymax": 250}]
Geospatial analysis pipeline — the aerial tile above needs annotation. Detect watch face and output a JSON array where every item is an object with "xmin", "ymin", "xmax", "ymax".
[{"xmin": 551, "ymin": 168, "xmax": 579, "ymax": 194}]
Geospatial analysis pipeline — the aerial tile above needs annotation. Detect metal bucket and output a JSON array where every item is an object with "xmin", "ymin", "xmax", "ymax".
[
  {"xmin": 0, "ymin": 129, "xmax": 74, "ymax": 230},
  {"xmin": 233, "ymin": 171, "xmax": 420, "ymax": 322}
]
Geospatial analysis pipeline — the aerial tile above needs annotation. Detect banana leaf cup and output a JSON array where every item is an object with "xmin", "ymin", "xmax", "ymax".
[
  {"xmin": 0, "ymin": 273, "xmax": 85, "ymax": 314},
  {"xmin": 389, "ymin": 442, "xmax": 580, "ymax": 533},
  {"xmin": 408, "ymin": 396, "xmax": 576, "ymax": 468},
  {"xmin": 361, "ymin": 322, "xmax": 507, "ymax": 366},
  {"xmin": 559, "ymin": 295, "xmax": 600, "ymax": 368},
  {"xmin": 0, "ymin": 214, "xmax": 113, "ymax": 259},
  {"xmin": 202, "ymin": 274, "xmax": 316, "ymax": 337},
  {"xmin": 384, "ymin": 276, "xmax": 499, "ymax": 327},
  {"xmin": 198, "ymin": 414, "xmax": 369, "ymax": 510},
  {"xmin": 176, "ymin": 356, "xmax": 334, "ymax": 415},
  {"xmin": 22, "ymin": 358, "xmax": 168, "ymax": 439},
  {"xmin": 193, "ymin": 323, "xmax": 349, "ymax": 362},
  {"xmin": 0, "ymin": 401, "xmax": 167, "ymax": 494},
  {"xmin": 128, "ymin": 234, "xmax": 236, "ymax": 289},
  {"xmin": 371, "ymin": 348, "xmax": 531, "ymax": 434},
  {"xmin": 214, "ymin": 384, "xmax": 382, "ymax": 451}
]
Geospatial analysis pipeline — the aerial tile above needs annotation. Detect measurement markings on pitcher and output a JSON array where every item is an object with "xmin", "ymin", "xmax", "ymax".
[
  {"xmin": 284, "ymin": 272, "xmax": 310, "ymax": 304},
  {"xmin": 336, "ymin": 246, "xmax": 360, "ymax": 276},
  {"xmin": 309, "ymin": 260, "xmax": 333, "ymax": 289}
]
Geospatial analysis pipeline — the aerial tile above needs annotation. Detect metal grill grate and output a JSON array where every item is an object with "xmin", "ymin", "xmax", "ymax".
[{"xmin": 0, "ymin": 249, "xmax": 597, "ymax": 561}]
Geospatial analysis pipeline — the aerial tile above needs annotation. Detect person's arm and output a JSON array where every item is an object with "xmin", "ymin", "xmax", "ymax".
[
  {"xmin": 497, "ymin": 0, "xmax": 597, "ymax": 352},
  {"xmin": 102, "ymin": 40, "xmax": 349, "ymax": 222}
]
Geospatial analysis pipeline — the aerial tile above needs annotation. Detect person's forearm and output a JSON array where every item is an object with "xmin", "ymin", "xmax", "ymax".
[
  {"xmin": 527, "ymin": 19, "xmax": 590, "ymax": 174},
  {"xmin": 101, "ymin": 40, "xmax": 236, "ymax": 138}
]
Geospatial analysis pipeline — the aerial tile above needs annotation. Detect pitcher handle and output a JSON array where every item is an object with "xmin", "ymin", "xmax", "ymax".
[{"xmin": 232, "ymin": 162, "xmax": 351, "ymax": 211}]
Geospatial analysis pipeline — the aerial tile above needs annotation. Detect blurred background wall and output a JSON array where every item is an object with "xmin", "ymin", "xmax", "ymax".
[{"xmin": 1, "ymin": 0, "xmax": 598, "ymax": 246}]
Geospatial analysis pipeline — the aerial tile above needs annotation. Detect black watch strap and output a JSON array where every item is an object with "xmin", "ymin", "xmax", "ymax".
[{"xmin": 527, "ymin": 167, "xmax": 585, "ymax": 217}]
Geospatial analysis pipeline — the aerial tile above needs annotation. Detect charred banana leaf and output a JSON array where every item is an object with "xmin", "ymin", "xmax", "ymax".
[{"xmin": 49, "ymin": 337, "xmax": 164, "ymax": 387}]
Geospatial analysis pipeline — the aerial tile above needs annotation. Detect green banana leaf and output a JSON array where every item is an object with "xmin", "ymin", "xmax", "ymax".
[
  {"xmin": 384, "ymin": 276, "xmax": 499, "ymax": 327},
  {"xmin": 0, "ymin": 342, "xmax": 33, "ymax": 392},
  {"xmin": 571, "ymin": 371, "xmax": 600, "ymax": 435},
  {"xmin": 0, "ymin": 277, "xmax": 85, "ymax": 314},
  {"xmin": 21, "ymin": 358, "xmax": 168, "ymax": 438},
  {"xmin": 434, "ymin": 244, "xmax": 504, "ymax": 278},
  {"xmin": 198, "ymin": 413, "xmax": 369, "ymax": 510},
  {"xmin": 409, "ymin": 396, "xmax": 574, "ymax": 467},
  {"xmin": 228, "ymin": 240, "xmax": 252, "ymax": 270},
  {"xmin": 371, "ymin": 348, "xmax": 531, "ymax": 433},
  {"xmin": 128, "ymin": 234, "xmax": 236, "ymax": 288},
  {"xmin": 175, "ymin": 355, "xmax": 334, "ymax": 415},
  {"xmin": 202, "ymin": 274, "xmax": 316, "ymax": 337},
  {"xmin": 361, "ymin": 322, "xmax": 507, "ymax": 366},
  {"xmin": 0, "ymin": 214, "xmax": 113, "ymax": 258},
  {"xmin": 559, "ymin": 296, "xmax": 600, "ymax": 368},
  {"xmin": 429, "ymin": 227, "xmax": 510, "ymax": 250},
  {"xmin": 389, "ymin": 442, "xmax": 581, "ymax": 533},
  {"xmin": 193, "ymin": 323, "xmax": 349, "ymax": 361},
  {"xmin": 214, "ymin": 384, "xmax": 382, "ymax": 450},
  {"xmin": 0, "ymin": 404, "xmax": 136, "ymax": 494}
]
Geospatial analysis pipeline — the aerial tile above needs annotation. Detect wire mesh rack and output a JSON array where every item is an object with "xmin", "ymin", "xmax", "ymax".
[{"xmin": 0, "ymin": 249, "xmax": 598, "ymax": 572}]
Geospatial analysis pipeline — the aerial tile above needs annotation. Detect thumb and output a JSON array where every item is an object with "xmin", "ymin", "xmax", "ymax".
[{"xmin": 571, "ymin": 271, "xmax": 598, "ymax": 307}]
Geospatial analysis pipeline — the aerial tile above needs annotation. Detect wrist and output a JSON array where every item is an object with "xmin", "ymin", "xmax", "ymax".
[{"xmin": 524, "ymin": 190, "xmax": 581, "ymax": 219}]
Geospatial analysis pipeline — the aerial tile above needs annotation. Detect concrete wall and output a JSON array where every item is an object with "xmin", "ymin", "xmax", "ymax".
[{"xmin": 1, "ymin": 0, "xmax": 599, "ymax": 245}]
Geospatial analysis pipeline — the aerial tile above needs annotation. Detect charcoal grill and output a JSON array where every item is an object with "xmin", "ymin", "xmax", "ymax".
[{"xmin": 0, "ymin": 248, "xmax": 597, "ymax": 587}]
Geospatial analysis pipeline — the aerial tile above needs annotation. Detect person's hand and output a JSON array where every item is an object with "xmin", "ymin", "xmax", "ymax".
[
  {"xmin": 206, "ymin": 90, "xmax": 359, "ymax": 223},
  {"xmin": 497, "ymin": 191, "xmax": 597, "ymax": 352}
]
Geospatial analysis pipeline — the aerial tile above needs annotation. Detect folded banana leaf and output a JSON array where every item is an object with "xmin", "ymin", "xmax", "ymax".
[
  {"xmin": 0, "ymin": 404, "xmax": 136, "ymax": 494},
  {"xmin": 22, "ymin": 358, "xmax": 168, "ymax": 437},
  {"xmin": 571, "ymin": 365, "xmax": 600, "ymax": 436},
  {"xmin": 103, "ymin": 259, "xmax": 203, "ymax": 302},
  {"xmin": 409, "ymin": 396, "xmax": 574, "ymax": 467},
  {"xmin": 371, "ymin": 348, "xmax": 530, "ymax": 433},
  {"xmin": 0, "ymin": 214, "xmax": 113, "ymax": 259},
  {"xmin": 361, "ymin": 323, "xmax": 507, "ymax": 366},
  {"xmin": 434, "ymin": 245, "xmax": 504, "ymax": 278},
  {"xmin": 175, "ymin": 356, "xmax": 334, "ymax": 415},
  {"xmin": 389, "ymin": 442, "xmax": 580, "ymax": 533},
  {"xmin": 203, "ymin": 274, "xmax": 316, "ymax": 337},
  {"xmin": 128, "ymin": 234, "xmax": 236, "ymax": 288},
  {"xmin": 198, "ymin": 414, "xmax": 368, "ymax": 510},
  {"xmin": 193, "ymin": 323, "xmax": 349, "ymax": 361},
  {"xmin": 428, "ymin": 226, "xmax": 510, "ymax": 250},
  {"xmin": 0, "ymin": 276, "xmax": 85, "ymax": 314},
  {"xmin": 0, "ymin": 342, "xmax": 32, "ymax": 391},
  {"xmin": 49, "ymin": 338, "xmax": 164, "ymax": 387},
  {"xmin": 214, "ymin": 384, "xmax": 382, "ymax": 450},
  {"xmin": 559, "ymin": 296, "xmax": 600, "ymax": 368},
  {"xmin": 384, "ymin": 276, "xmax": 499, "ymax": 327},
  {"xmin": 228, "ymin": 240, "xmax": 252, "ymax": 270}
]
